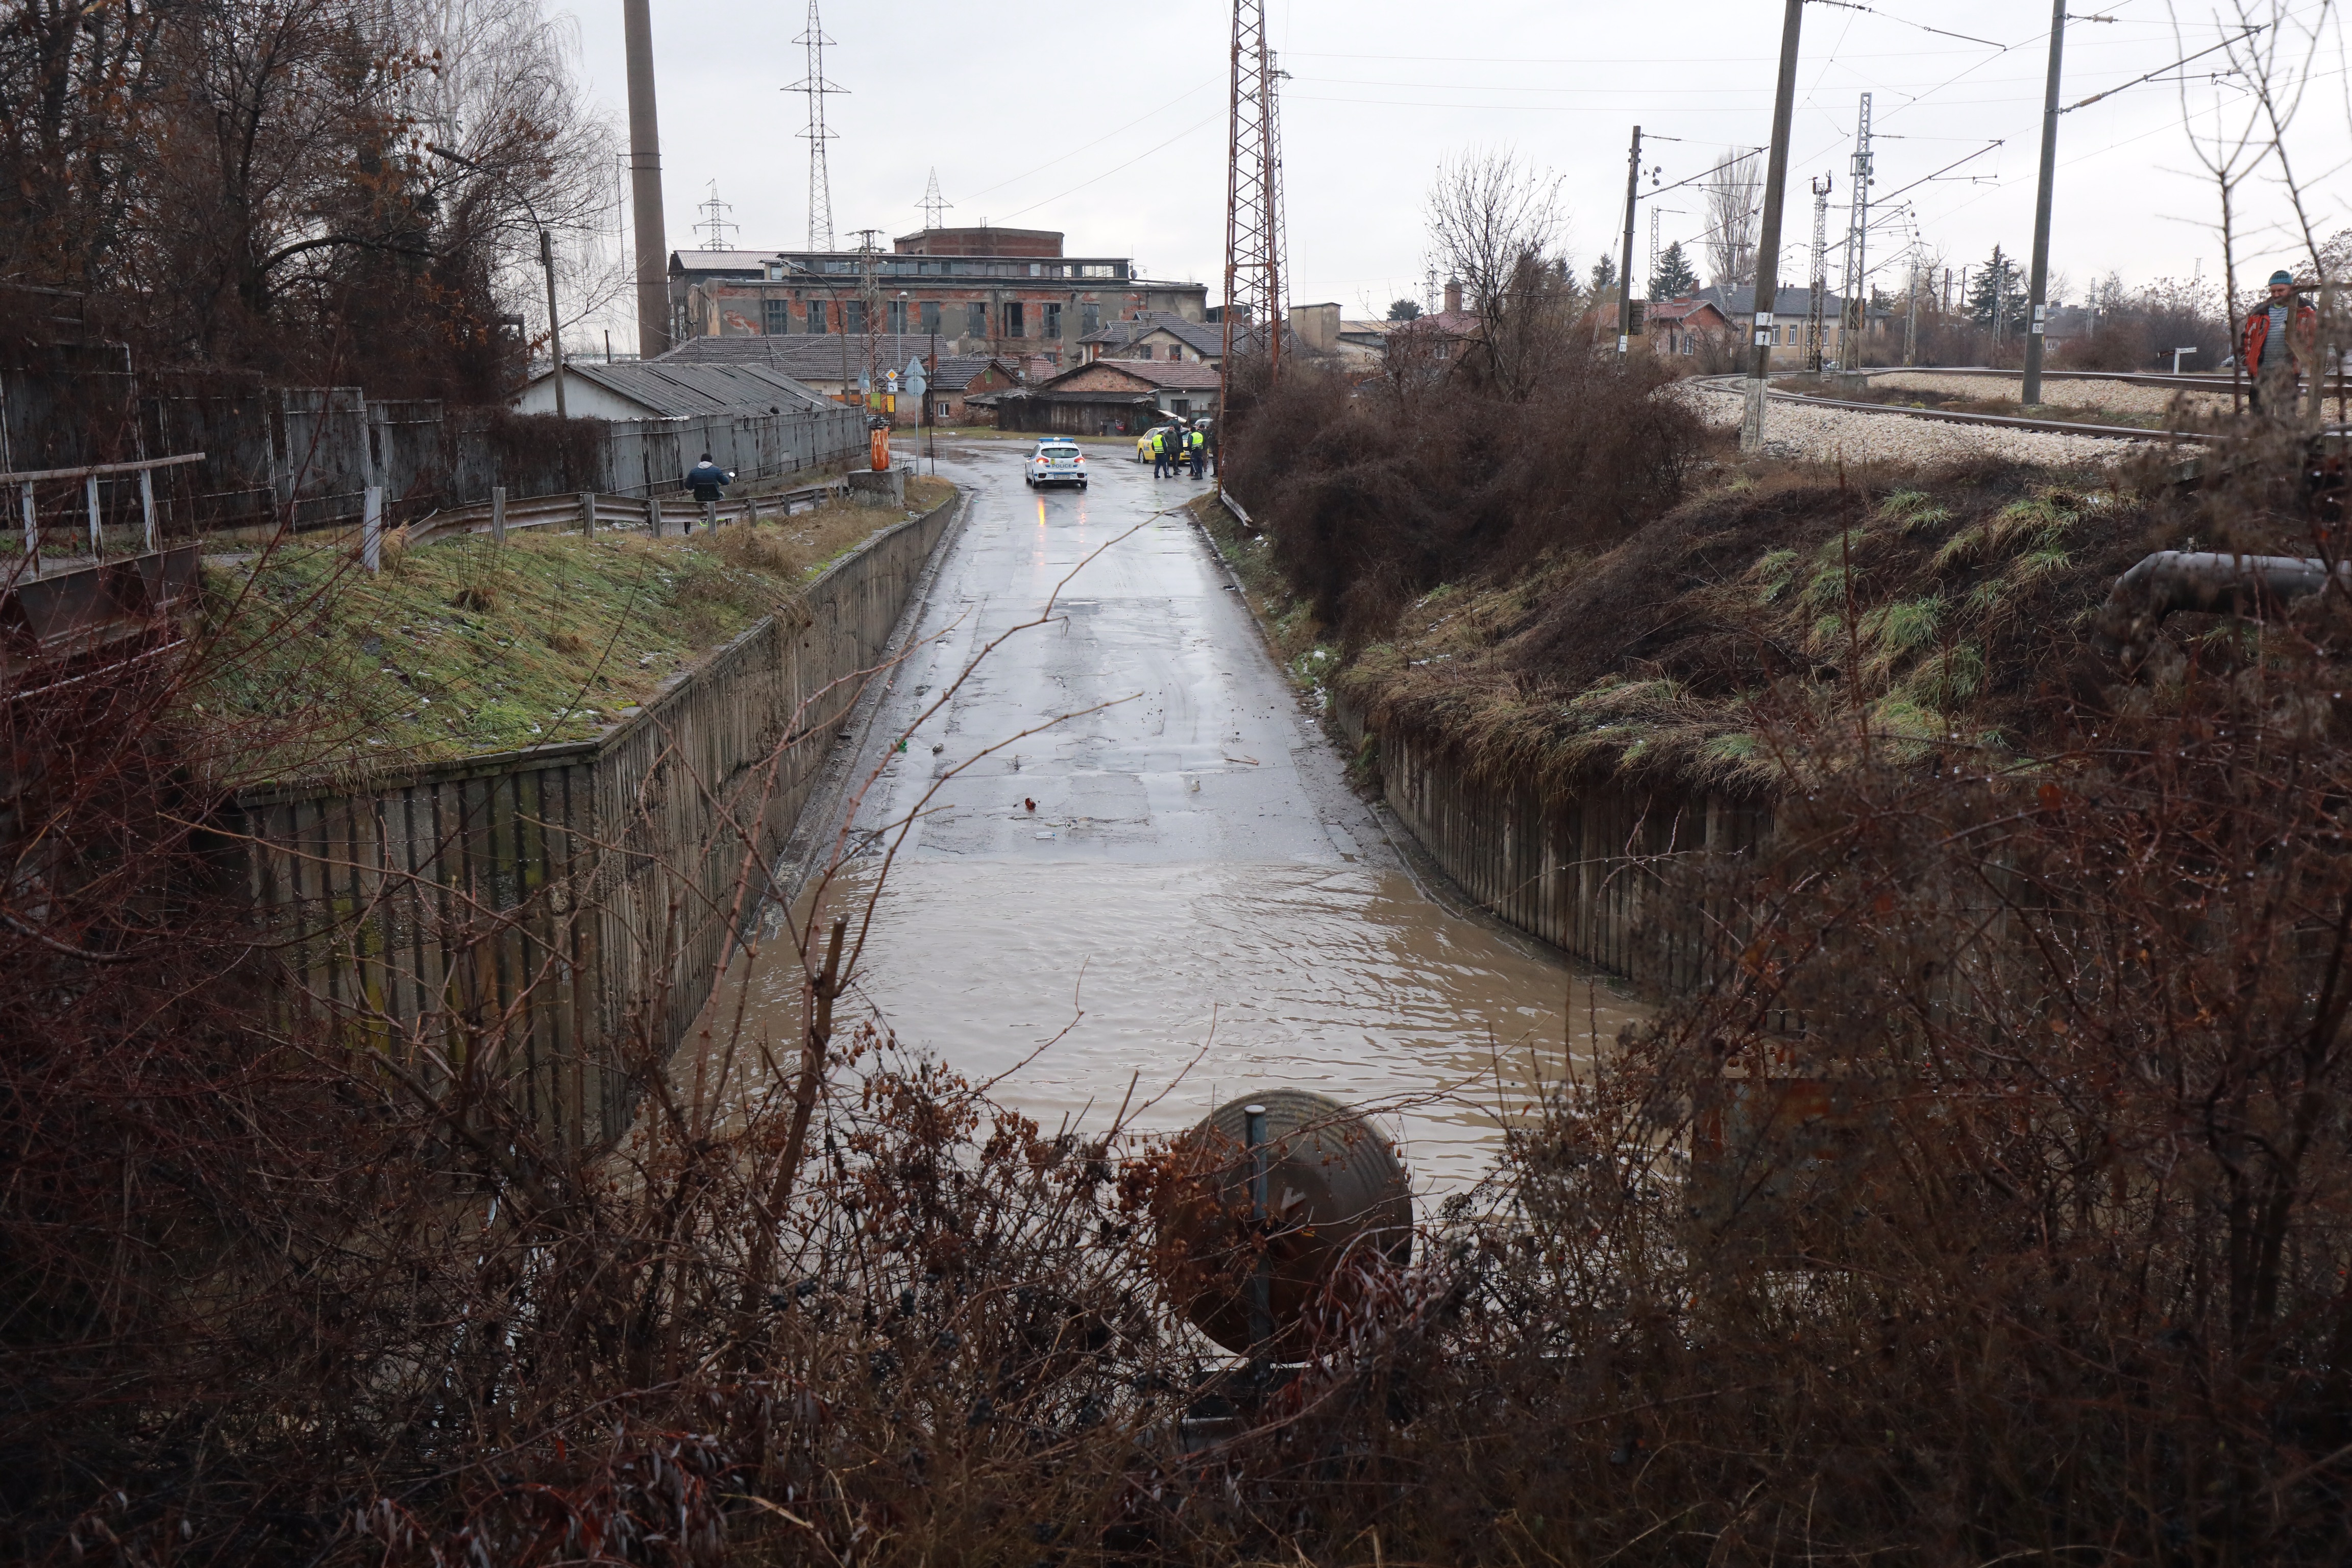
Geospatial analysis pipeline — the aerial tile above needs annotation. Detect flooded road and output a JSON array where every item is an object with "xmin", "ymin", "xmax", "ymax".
[{"xmin": 703, "ymin": 438, "xmax": 1642, "ymax": 1191}]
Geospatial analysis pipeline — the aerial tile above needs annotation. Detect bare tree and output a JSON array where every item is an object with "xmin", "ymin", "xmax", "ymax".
[
  {"xmin": 1703, "ymin": 148, "xmax": 1761, "ymax": 291},
  {"xmin": 1423, "ymin": 148, "xmax": 1576, "ymax": 400}
]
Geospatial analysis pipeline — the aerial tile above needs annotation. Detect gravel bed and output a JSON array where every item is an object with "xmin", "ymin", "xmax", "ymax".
[
  {"xmin": 1870, "ymin": 371, "xmax": 2232, "ymax": 418},
  {"xmin": 1675, "ymin": 382, "xmax": 2155, "ymax": 468}
]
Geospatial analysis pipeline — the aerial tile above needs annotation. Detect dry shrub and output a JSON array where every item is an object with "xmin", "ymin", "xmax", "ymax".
[
  {"xmin": 1224, "ymin": 354, "xmax": 1704, "ymax": 647},
  {"xmin": 19, "ymin": 420, "xmax": 2352, "ymax": 1566}
]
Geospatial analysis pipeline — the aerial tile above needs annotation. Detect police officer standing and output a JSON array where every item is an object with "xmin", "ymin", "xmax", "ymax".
[
  {"xmin": 1187, "ymin": 425, "xmax": 1206, "ymax": 479},
  {"xmin": 1150, "ymin": 426, "xmax": 1170, "ymax": 479}
]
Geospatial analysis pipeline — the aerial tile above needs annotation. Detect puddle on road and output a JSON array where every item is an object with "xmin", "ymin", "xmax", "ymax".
[{"xmin": 689, "ymin": 856, "xmax": 1646, "ymax": 1193}]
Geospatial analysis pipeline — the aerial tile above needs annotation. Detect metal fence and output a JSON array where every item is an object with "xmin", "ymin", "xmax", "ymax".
[{"xmin": 0, "ymin": 359, "xmax": 868, "ymax": 557}]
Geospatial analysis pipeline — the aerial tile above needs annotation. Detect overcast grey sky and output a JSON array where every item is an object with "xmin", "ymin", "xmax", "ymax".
[{"xmin": 557, "ymin": 1, "xmax": 2348, "ymax": 326}]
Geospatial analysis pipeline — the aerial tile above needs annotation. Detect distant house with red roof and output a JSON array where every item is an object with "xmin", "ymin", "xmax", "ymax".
[
  {"xmin": 1643, "ymin": 296, "xmax": 1734, "ymax": 358},
  {"xmin": 992, "ymin": 356, "xmax": 1223, "ymax": 434}
]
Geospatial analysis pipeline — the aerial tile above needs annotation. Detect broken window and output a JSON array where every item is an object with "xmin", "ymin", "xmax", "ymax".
[
  {"xmin": 807, "ymin": 299, "xmax": 828, "ymax": 333},
  {"xmin": 921, "ymin": 300, "xmax": 940, "ymax": 334},
  {"xmin": 1043, "ymin": 303, "xmax": 1061, "ymax": 338},
  {"xmin": 764, "ymin": 298, "xmax": 791, "ymax": 334},
  {"xmin": 1081, "ymin": 303, "xmax": 1100, "ymax": 335},
  {"xmin": 845, "ymin": 300, "xmax": 865, "ymax": 335},
  {"xmin": 1004, "ymin": 302, "xmax": 1025, "ymax": 337},
  {"xmin": 968, "ymin": 303, "xmax": 987, "ymax": 337}
]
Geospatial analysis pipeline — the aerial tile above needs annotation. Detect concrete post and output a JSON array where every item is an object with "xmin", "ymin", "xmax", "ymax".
[
  {"xmin": 623, "ymin": 0, "xmax": 671, "ymax": 359},
  {"xmin": 1742, "ymin": 0, "xmax": 1806, "ymax": 454},
  {"xmin": 746, "ymin": 495, "xmax": 761, "ymax": 527},
  {"xmin": 85, "ymin": 473, "xmax": 100, "ymax": 556},
  {"xmin": 645, "ymin": 495, "xmax": 662, "ymax": 535},
  {"xmin": 542, "ymin": 228, "xmax": 569, "ymax": 420},
  {"xmin": 20, "ymin": 483, "xmax": 34, "ymax": 564},
  {"xmin": 491, "ymin": 484, "xmax": 507, "ymax": 543},
  {"xmin": 362, "ymin": 485, "xmax": 383, "ymax": 574},
  {"xmin": 2020, "ymin": 0, "xmax": 2068, "ymax": 406},
  {"xmin": 1616, "ymin": 125, "xmax": 1641, "ymax": 354},
  {"xmin": 139, "ymin": 468, "xmax": 155, "ymax": 552},
  {"xmin": 580, "ymin": 491, "xmax": 597, "ymax": 536}
]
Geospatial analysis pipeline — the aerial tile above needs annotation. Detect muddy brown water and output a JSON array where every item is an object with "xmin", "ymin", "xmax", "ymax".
[{"xmin": 680, "ymin": 440, "xmax": 1645, "ymax": 1194}]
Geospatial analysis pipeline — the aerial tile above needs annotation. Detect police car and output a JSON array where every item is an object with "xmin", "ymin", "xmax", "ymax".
[{"xmin": 1026, "ymin": 438, "xmax": 1087, "ymax": 489}]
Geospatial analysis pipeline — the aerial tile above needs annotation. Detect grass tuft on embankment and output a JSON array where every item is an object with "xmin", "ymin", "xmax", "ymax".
[{"xmin": 197, "ymin": 479, "xmax": 951, "ymax": 781}]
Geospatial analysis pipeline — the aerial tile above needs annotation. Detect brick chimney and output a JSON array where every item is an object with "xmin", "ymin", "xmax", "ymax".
[{"xmin": 1443, "ymin": 278, "xmax": 1463, "ymax": 315}]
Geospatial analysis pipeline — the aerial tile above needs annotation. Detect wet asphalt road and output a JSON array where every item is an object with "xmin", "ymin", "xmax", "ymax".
[{"xmin": 733, "ymin": 436, "xmax": 1634, "ymax": 1189}]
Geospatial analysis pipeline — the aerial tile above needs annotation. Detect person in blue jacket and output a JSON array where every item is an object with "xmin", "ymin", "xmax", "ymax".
[{"xmin": 685, "ymin": 453, "xmax": 731, "ymax": 533}]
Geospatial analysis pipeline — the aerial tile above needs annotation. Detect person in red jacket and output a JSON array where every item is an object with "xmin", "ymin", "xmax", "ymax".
[{"xmin": 2241, "ymin": 269, "xmax": 2317, "ymax": 412}]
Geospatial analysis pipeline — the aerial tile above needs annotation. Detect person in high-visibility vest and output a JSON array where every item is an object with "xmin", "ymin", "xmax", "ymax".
[
  {"xmin": 1150, "ymin": 428, "xmax": 1170, "ymax": 478},
  {"xmin": 1186, "ymin": 426, "xmax": 1206, "ymax": 478}
]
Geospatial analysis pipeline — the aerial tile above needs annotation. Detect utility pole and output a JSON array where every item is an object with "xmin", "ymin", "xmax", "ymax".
[
  {"xmin": 1806, "ymin": 173, "xmax": 1831, "ymax": 372},
  {"xmin": 1617, "ymin": 126, "xmax": 1642, "ymax": 354},
  {"xmin": 1839, "ymin": 93, "xmax": 1874, "ymax": 368},
  {"xmin": 2020, "ymin": 0, "xmax": 2067, "ymax": 405},
  {"xmin": 621, "ymin": 0, "xmax": 669, "ymax": 359},
  {"xmin": 1905, "ymin": 254, "xmax": 1919, "ymax": 365},
  {"xmin": 541, "ymin": 228, "xmax": 567, "ymax": 419},
  {"xmin": 1742, "ymin": 0, "xmax": 1805, "ymax": 452},
  {"xmin": 854, "ymin": 229, "xmax": 883, "ymax": 414}
]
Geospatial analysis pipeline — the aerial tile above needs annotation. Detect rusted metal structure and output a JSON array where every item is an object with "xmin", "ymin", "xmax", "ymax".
[
  {"xmin": 1219, "ymin": 0, "xmax": 1286, "ymax": 422},
  {"xmin": 1159, "ymin": 1090, "xmax": 1412, "ymax": 1355}
]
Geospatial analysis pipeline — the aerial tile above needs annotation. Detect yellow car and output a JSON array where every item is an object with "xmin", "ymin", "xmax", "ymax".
[{"xmin": 1135, "ymin": 423, "xmax": 1180, "ymax": 463}]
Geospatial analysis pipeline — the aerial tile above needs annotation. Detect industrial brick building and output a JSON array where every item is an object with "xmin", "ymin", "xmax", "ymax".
[{"xmin": 669, "ymin": 227, "xmax": 1210, "ymax": 376}]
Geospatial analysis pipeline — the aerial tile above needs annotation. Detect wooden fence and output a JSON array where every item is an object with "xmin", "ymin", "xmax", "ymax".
[{"xmin": 230, "ymin": 491, "xmax": 960, "ymax": 1148}]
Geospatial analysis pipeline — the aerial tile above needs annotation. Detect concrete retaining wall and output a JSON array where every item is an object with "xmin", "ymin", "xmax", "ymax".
[
  {"xmin": 1338, "ymin": 697, "xmax": 1770, "ymax": 993},
  {"xmin": 232, "ymin": 492, "xmax": 959, "ymax": 1147}
]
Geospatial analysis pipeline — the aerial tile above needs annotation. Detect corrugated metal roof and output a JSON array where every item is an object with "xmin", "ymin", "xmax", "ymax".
[
  {"xmin": 552, "ymin": 360, "xmax": 834, "ymax": 418},
  {"xmin": 659, "ymin": 334, "xmax": 1034, "ymax": 388},
  {"xmin": 670, "ymin": 250, "xmax": 775, "ymax": 273}
]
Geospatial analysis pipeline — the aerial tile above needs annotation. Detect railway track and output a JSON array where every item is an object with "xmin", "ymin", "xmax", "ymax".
[{"xmin": 1688, "ymin": 373, "xmax": 2217, "ymax": 445}]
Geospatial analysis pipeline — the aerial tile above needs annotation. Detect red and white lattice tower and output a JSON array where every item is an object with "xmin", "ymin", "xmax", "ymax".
[{"xmin": 1220, "ymin": 0, "xmax": 1286, "ymax": 403}]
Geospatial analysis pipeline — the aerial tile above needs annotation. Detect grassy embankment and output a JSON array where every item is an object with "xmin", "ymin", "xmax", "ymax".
[
  {"xmin": 197, "ymin": 478, "xmax": 952, "ymax": 779},
  {"xmin": 1206, "ymin": 449, "xmax": 2176, "ymax": 802}
]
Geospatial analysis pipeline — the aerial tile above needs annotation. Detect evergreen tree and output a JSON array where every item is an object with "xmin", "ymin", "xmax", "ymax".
[
  {"xmin": 1386, "ymin": 298, "xmax": 1422, "ymax": 321},
  {"xmin": 1589, "ymin": 253, "xmax": 1619, "ymax": 295},
  {"xmin": 1649, "ymin": 240, "xmax": 1699, "ymax": 300},
  {"xmin": 1966, "ymin": 245, "xmax": 2027, "ymax": 331}
]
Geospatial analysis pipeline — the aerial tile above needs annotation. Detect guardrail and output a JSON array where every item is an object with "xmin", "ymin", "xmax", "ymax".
[{"xmin": 402, "ymin": 478, "xmax": 853, "ymax": 548}]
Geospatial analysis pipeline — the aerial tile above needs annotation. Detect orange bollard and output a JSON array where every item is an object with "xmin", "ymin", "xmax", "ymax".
[{"xmin": 869, "ymin": 425, "xmax": 890, "ymax": 472}]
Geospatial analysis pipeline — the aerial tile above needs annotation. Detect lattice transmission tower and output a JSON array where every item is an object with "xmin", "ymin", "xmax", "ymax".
[
  {"xmin": 1806, "ymin": 174, "xmax": 1831, "ymax": 372},
  {"xmin": 1221, "ymin": 0, "xmax": 1287, "ymax": 398},
  {"xmin": 695, "ymin": 182, "xmax": 739, "ymax": 249},
  {"xmin": 788, "ymin": 1, "xmax": 846, "ymax": 252},
  {"xmin": 918, "ymin": 168, "xmax": 952, "ymax": 232},
  {"xmin": 1839, "ymin": 93, "xmax": 1874, "ymax": 362}
]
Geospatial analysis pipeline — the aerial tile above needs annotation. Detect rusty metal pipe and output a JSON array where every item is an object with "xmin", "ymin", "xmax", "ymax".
[{"xmin": 2093, "ymin": 549, "xmax": 2352, "ymax": 662}]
